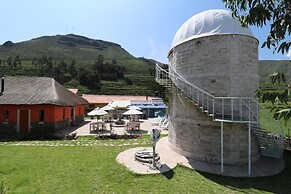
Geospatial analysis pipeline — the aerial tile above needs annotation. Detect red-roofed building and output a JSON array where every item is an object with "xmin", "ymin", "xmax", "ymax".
[
  {"xmin": 82, "ymin": 95, "xmax": 157, "ymax": 108},
  {"xmin": 0, "ymin": 77, "xmax": 88, "ymax": 137}
]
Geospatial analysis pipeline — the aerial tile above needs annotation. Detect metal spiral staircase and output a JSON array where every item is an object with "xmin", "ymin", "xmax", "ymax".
[{"xmin": 155, "ymin": 63, "xmax": 284, "ymax": 159}]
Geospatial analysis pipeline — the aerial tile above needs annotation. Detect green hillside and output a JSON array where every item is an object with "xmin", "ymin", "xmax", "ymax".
[
  {"xmin": 0, "ymin": 34, "xmax": 163, "ymax": 96},
  {"xmin": 0, "ymin": 34, "xmax": 133, "ymax": 60},
  {"xmin": 259, "ymin": 60, "xmax": 291, "ymax": 83}
]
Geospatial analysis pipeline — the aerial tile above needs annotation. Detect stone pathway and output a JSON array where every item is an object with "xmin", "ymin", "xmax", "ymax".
[{"xmin": 0, "ymin": 138, "xmax": 150, "ymax": 147}]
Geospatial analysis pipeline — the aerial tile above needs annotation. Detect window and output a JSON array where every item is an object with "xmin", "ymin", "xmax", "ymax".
[
  {"xmin": 63, "ymin": 109, "xmax": 66, "ymax": 119},
  {"xmin": 4, "ymin": 110, "xmax": 9, "ymax": 122},
  {"xmin": 39, "ymin": 110, "xmax": 44, "ymax": 122}
]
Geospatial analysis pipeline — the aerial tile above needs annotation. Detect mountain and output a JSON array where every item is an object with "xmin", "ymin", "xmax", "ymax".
[
  {"xmin": 0, "ymin": 34, "xmax": 163, "ymax": 96},
  {"xmin": 0, "ymin": 34, "xmax": 134, "ymax": 60},
  {"xmin": 259, "ymin": 60, "xmax": 291, "ymax": 83}
]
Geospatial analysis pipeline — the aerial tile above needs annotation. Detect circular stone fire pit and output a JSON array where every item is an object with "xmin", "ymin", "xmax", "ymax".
[{"xmin": 135, "ymin": 149, "xmax": 160, "ymax": 164}]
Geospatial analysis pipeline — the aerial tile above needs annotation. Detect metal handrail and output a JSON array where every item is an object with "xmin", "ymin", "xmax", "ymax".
[
  {"xmin": 156, "ymin": 64, "xmax": 258, "ymax": 122},
  {"xmin": 156, "ymin": 63, "xmax": 284, "ymax": 157}
]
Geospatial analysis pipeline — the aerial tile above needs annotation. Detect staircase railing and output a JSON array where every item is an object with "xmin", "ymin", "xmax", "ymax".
[{"xmin": 155, "ymin": 63, "xmax": 284, "ymax": 158}]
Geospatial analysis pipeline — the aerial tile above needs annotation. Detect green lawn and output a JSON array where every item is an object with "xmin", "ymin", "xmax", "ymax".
[
  {"xmin": 0, "ymin": 136, "xmax": 291, "ymax": 193},
  {"xmin": 259, "ymin": 102, "xmax": 291, "ymax": 137}
]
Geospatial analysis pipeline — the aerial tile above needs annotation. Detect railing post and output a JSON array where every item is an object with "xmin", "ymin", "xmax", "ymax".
[
  {"xmin": 197, "ymin": 90, "xmax": 199, "ymax": 105},
  {"xmin": 248, "ymin": 121, "xmax": 251, "ymax": 176},
  {"xmin": 156, "ymin": 69, "xmax": 158, "ymax": 81},
  {"xmin": 213, "ymin": 98, "xmax": 215, "ymax": 118},
  {"xmin": 256, "ymin": 100, "xmax": 259, "ymax": 126},
  {"xmin": 192, "ymin": 88, "xmax": 194, "ymax": 102},
  {"xmin": 248, "ymin": 99, "xmax": 252, "ymax": 122},
  {"xmin": 221, "ymin": 98, "xmax": 224, "ymax": 120},
  {"xmin": 202, "ymin": 93, "xmax": 204, "ymax": 109},
  {"xmin": 207, "ymin": 95, "xmax": 209, "ymax": 113},
  {"xmin": 248, "ymin": 99, "xmax": 251, "ymax": 176},
  {"xmin": 221, "ymin": 121, "xmax": 224, "ymax": 174},
  {"xmin": 240, "ymin": 100, "xmax": 242, "ymax": 121},
  {"xmin": 230, "ymin": 98, "xmax": 233, "ymax": 121}
]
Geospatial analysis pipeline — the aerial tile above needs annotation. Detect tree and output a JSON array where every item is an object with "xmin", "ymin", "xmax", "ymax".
[
  {"xmin": 47, "ymin": 57, "xmax": 53, "ymax": 72},
  {"xmin": 34, "ymin": 55, "xmax": 53, "ymax": 77},
  {"xmin": 96, "ymin": 54, "xmax": 104, "ymax": 65},
  {"xmin": 124, "ymin": 77, "xmax": 133, "ymax": 85},
  {"xmin": 68, "ymin": 60, "xmax": 78, "ymax": 78},
  {"xmin": 78, "ymin": 67, "xmax": 101, "ymax": 89},
  {"xmin": 256, "ymin": 73, "xmax": 291, "ymax": 124},
  {"xmin": 112, "ymin": 59, "xmax": 117, "ymax": 65},
  {"xmin": 58, "ymin": 60, "xmax": 68, "ymax": 75},
  {"xmin": 53, "ymin": 66, "xmax": 63, "ymax": 83},
  {"xmin": 222, "ymin": 0, "xmax": 291, "ymax": 54},
  {"xmin": 7, "ymin": 57, "xmax": 13, "ymax": 69},
  {"xmin": 13, "ymin": 55, "xmax": 22, "ymax": 69},
  {"xmin": 149, "ymin": 67, "xmax": 154, "ymax": 76}
]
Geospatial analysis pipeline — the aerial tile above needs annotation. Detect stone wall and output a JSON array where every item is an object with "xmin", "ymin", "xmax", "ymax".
[
  {"xmin": 168, "ymin": 92, "xmax": 260, "ymax": 165},
  {"xmin": 169, "ymin": 35, "xmax": 259, "ymax": 98}
]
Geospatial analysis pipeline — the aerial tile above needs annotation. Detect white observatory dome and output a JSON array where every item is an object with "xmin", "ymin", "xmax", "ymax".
[{"xmin": 172, "ymin": 9, "xmax": 254, "ymax": 48}]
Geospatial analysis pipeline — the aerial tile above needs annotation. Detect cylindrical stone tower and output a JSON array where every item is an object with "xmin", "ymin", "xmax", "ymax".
[{"xmin": 168, "ymin": 9, "xmax": 260, "ymax": 165}]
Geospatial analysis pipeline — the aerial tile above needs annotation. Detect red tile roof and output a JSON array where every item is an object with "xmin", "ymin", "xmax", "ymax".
[
  {"xmin": 82, "ymin": 95, "xmax": 156, "ymax": 104},
  {"xmin": 0, "ymin": 76, "xmax": 88, "ymax": 106}
]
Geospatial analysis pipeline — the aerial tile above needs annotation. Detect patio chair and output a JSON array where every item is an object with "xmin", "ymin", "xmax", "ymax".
[
  {"xmin": 160, "ymin": 119, "xmax": 169, "ymax": 130},
  {"xmin": 158, "ymin": 117, "xmax": 167, "ymax": 127}
]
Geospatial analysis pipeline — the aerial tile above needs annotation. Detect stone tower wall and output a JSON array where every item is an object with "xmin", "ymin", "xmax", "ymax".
[
  {"xmin": 169, "ymin": 35, "xmax": 259, "ymax": 98},
  {"xmin": 168, "ymin": 92, "xmax": 260, "ymax": 165},
  {"xmin": 168, "ymin": 34, "xmax": 260, "ymax": 165}
]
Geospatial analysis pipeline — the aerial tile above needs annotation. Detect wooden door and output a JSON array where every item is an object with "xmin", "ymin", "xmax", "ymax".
[{"xmin": 19, "ymin": 110, "xmax": 29, "ymax": 133}]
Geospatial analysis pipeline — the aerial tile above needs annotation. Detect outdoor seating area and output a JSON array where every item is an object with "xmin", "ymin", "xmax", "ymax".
[
  {"xmin": 89, "ymin": 121, "xmax": 106, "ymax": 132},
  {"xmin": 61, "ymin": 116, "xmax": 169, "ymax": 139},
  {"xmin": 126, "ymin": 122, "xmax": 140, "ymax": 131},
  {"xmin": 84, "ymin": 102, "xmax": 160, "ymax": 136},
  {"xmin": 101, "ymin": 115, "xmax": 113, "ymax": 122},
  {"xmin": 129, "ymin": 115, "xmax": 139, "ymax": 122}
]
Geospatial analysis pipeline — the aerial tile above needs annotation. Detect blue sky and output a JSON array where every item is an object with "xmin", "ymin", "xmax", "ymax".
[{"xmin": 0, "ymin": 0, "xmax": 289, "ymax": 63}]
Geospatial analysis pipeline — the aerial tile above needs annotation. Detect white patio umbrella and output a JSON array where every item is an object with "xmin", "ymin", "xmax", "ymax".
[
  {"xmin": 123, "ymin": 108, "xmax": 143, "ymax": 115},
  {"xmin": 127, "ymin": 105, "xmax": 141, "ymax": 110},
  {"xmin": 87, "ymin": 107, "xmax": 108, "ymax": 116},
  {"xmin": 101, "ymin": 104, "xmax": 115, "ymax": 111}
]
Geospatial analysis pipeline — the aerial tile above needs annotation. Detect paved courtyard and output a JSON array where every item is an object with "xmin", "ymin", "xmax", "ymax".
[{"xmin": 58, "ymin": 118, "xmax": 168, "ymax": 136}]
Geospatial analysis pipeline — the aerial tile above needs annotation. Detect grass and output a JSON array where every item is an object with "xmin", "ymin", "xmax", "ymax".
[
  {"xmin": 0, "ymin": 136, "xmax": 291, "ymax": 193},
  {"xmin": 259, "ymin": 102, "xmax": 291, "ymax": 137}
]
